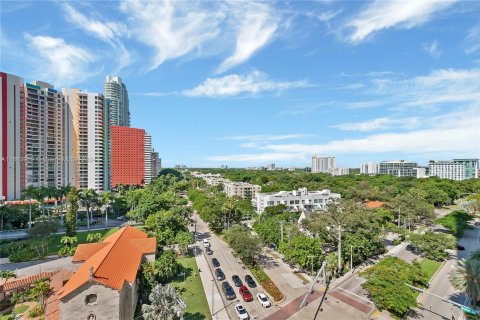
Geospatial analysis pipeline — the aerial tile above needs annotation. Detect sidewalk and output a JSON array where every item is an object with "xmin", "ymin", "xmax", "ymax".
[{"xmin": 193, "ymin": 246, "xmax": 230, "ymax": 320}]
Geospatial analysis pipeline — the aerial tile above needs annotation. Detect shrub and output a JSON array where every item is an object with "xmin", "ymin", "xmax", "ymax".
[
  {"xmin": 28, "ymin": 305, "xmax": 43, "ymax": 318},
  {"xmin": 250, "ymin": 265, "xmax": 284, "ymax": 301}
]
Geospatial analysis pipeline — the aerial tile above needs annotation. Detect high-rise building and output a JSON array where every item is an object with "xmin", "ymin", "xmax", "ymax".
[
  {"xmin": 144, "ymin": 133, "xmax": 152, "ymax": 185},
  {"xmin": 0, "ymin": 72, "xmax": 24, "ymax": 200},
  {"xmin": 311, "ymin": 156, "xmax": 336, "ymax": 173},
  {"xmin": 24, "ymin": 81, "xmax": 65, "ymax": 188},
  {"xmin": 429, "ymin": 159, "xmax": 479, "ymax": 180},
  {"xmin": 104, "ymin": 76, "xmax": 130, "ymax": 126},
  {"xmin": 268, "ymin": 163, "xmax": 275, "ymax": 170},
  {"xmin": 151, "ymin": 149, "xmax": 160, "ymax": 177},
  {"xmin": 63, "ymin": 89, "xmax": 106, "ymax": 191},
  {"xmin": 360, "ymin": 162, "xmax": 380, "ymax": 175},
  {"xmin": 379, "ymin": 160, "xmax": 418, "ymax": 177},
  {"xmin": 110, "ymin": 126, "xmax": 145, "ymax": 187}
]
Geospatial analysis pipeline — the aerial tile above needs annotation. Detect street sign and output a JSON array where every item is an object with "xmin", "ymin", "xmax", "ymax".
[{"xmin": 461, "ymin": 306, "xmax": 479, "ymax": 315}]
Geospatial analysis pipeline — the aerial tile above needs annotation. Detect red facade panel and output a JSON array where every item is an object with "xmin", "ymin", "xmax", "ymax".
[{"xmin": 110, "ymin": 126, "xmax": 145, "ymax": 188}]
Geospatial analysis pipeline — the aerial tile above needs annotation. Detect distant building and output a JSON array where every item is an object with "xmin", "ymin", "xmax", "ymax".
[
  {"xmin": 224, "ymin": 181, "xmax": 261, "ymax": 199},
  {"xmin": 174, "ymin": 164, "xmax": 186, "ymax": 169},
  {"xmin": 331, "ymin": 167, "xmax": 350, "ymax": 176},
  {"xmin": 60, "ymin": 226, "xmax": 156, "ymax": 320},
  {"xmin": 379, "ymin": 160, "xmax": 418, "ymax": 177},
  {"xmin": 311, "ymin": 156, "xmax": 336, "ymax": 173},
  {"xmin": 104, "ymin": 76, "xmax": 130, "ymax": 126},
  {"xmin": 268, "ymin": 163, "xmax": 275, "ymax": 170},
  {"xmin": 413, "ymin": 167, "xmax": 429, "ymax": 178},
  {"xmin": 253, "ymin": 187, "xmax": 341, "ymax": 214},
  {"xmin": 360, "ymin": 162, "xmax": 380, "ymax": 175},
  {"xmin": 429, "ymin": 159, "xmax": 479, "ymax": 180},
  {"xmin": 151, "ymin": 149, "xmax": 160, "ymax": 177},
  {"xmin": 143, "ymin": 133, "xmax": 152, "ymax": 185}
]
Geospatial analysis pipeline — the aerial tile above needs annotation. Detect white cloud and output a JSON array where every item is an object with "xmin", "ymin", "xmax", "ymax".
[
  {"xmin": 423, "ymin": 40, "xmax": 441, "ymax": 58},
  {"xmin": 183, "ymin": 71, "xmax": 307, "ymax": 98},
  {"xmin": 344, "ymin": 0, "xmax": 456, "ymax": 44},
  {"xmin": 220, "ymin": 134, "xmax": 311, "ymax": 141},
  {"xmin": 25, "ymin": 33, "xmax": 96, "ymax": 87},
  {"xmin": 319, "ymin": 9, "xmax": 343, "ymax": 23},
  {"xmin": 263, "ymin": 107, "xmax": 480, "ymax": 156},
  {"xmin": 216, "ymin": 2, "xmax": 278, "ymax": 73},
  {"xmin": 120, "ymin": 0, "xmax": 224, "ymax": 72},
  {"xmin": 465, "ymin": 24, "xmax": 480, "ymax": 54},
  {"xmin": 331, "ymin": 117, "xmax": 419, "ymax": 132},
  {"xmin": 207, "ymin": 152, "xmax": 305, "ymax": 163},
  {"xmin": 63, "ymin": 4, "xmax": 131, "ymax": 71}
]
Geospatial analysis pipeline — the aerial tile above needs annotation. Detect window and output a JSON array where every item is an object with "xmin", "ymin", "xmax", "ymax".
[{"xmin": 85, "ymin": 294, "xmax": 97, "ymax": 305}]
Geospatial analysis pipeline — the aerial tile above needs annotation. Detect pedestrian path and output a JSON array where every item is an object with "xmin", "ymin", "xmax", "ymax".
[
  {"xmin": 264, "ymin": 290, "xmax": 323, "ymax": 320},
  {"xmin": 193, "ymin": 246, "xmax": 230, "ymax": 320}
]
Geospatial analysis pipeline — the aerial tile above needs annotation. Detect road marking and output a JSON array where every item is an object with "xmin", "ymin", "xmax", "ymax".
[{"xmin": 337, "ymin": 287, "xmax": 372, "ymax": 303}]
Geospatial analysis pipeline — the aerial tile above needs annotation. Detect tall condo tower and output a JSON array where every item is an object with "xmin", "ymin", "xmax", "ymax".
[{"xmin": 104, "ymin": 76, "xmax": 130, "ymax": 126}]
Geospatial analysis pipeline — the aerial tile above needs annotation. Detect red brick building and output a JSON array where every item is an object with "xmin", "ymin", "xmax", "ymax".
[{"xmin": 110, "ymin": 126, "xmax": 145, "ymax": 188}]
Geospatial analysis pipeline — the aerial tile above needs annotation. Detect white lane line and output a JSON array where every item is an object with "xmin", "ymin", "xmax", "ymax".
[{"xmin": 337, "ymin": 287, "xmax": 373, "ymax": 304}]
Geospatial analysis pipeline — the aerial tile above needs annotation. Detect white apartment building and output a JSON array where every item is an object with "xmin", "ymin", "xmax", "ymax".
[
  {"xmin": 63, "ymin": 89, "xmax": 106, "ymax": 192},
  {"xmin": 413, "ymin": 167, "xmax": 429, "ymax": 179},
  {"xmin": 192, "ymin": 173, "xmax": 229, "ymax": 186},
  {"xmin": 144, "ymin": 133, "xmax": 152, "ymax": 184},
  {"xmin": 224, "ymin": 182, "xmax": 261, "ymax": 199},
  {"xmin": 429, "ymin": 159, "xmax": 479, "ymax": 180},
  {"xmin": 360, "ymin": 162, "xmax": 379, "ymax": 175},
  {"xmin": 24, "ymin": 81, "xmax": 65, "ymax": 189},
  {"xmin": 311, "ymin": 156, "xmax": 336, "ymax": 173},
  {"xmin": 331, "ymin": 167, "xmax": 350, "ymax": 176},
  {"xmin": 253, "ymin": 188, "xmax": 341, "ymax": 214},
  {"xmin": 104, "ymin": 76, "xmax": 130, "ymax": 126},
  {"xmin": 379, "ymin": 160, "xmax": 418, "ymax": 177},
  {"xmin": 0, "ymin": 72, "xmax": 24, "ymax": 200}
]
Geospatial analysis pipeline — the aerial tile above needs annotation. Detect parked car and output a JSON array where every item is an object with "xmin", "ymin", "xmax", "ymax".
[
  {"xmin": 244, "ymin": 275, "xmax": 256, "ymax": 288},
  {"xmin": 474, "ymin": 222, "xmax": 480, "ymax": 226},
  {"xmin": 205, "ymin": 247, "xmax": 213, "ymax": 255},
  {"xmin": 239, "ymin": 285, "xmax": 253, "ymax": 302},
  {"xmin": 457, "ymin": 245, "xmax": 465, "ymax": 250},
  {"xmin": 116, "ymin": 216, "xmax": 125, "ymax": 221},
  {"xmin": 203, "ymin": 238, "xmax": 211, "ymax": 248},
  {"xmin": 256, "ymin": 293, "xmax": 271, "ymax": 308},
  {"xmin": 234, "ymin": 303, "xmax": 250, "ymax": 320},
  {"xmin": 215, "ymin": 268, "xmax": 225, "ymax": 281},
  {"xmin": 232, "ymin": 275, "xmax": 242, "ymax": 287},
  {"xmin": 222, "ymin": 281, "xmax": 236, "ymax": 300},
  {"xmin": 212, "ymin": 258, "xmax": 220, "ymax": 267},
  {"xmin": 406, "ymin": 244, "xmax": 420, "ymax": 254}
]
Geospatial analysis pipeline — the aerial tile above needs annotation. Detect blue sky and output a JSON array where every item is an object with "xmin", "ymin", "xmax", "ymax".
[{"xmin": 1, "ymin": 0, "xmax": 479, "ymax": 168}]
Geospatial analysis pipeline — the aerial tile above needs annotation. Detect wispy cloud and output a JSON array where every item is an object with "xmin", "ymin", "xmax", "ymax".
[
  {"xmin": 183, "ymin": 71, "xmax": 308, "ymax": 98},
  {"xmin": 207, "ymin": 152, "xmax": 305, "ymax": 163},
  {"xmin": 319, "ymin": 9, "xmax": 343, "ymax": 23},
  {"xmin": 465, "ymin": 24, "xmax": 480, "ymax": 54},
  {"xmin": 220, "ymin": 134, "xmax": 311, "ymax": 141},
  {"xmin": 423, "ymin": 40, "xmax": 441, "ymax": 58},
  {"xmin": 331, "ymin": 117, "xmax": 419, "ymax": 132},
  {"xmin": 343, "ymin": 0, "xmax": 456, "ymax": 44},
  {"xmin": 24, "ymin": 33, "xmax": 97, "ymax": 87},
  {"xmin": 63, "ymin": 4, "xmax": 131, "ymax": 71},
  {"xmin": 120, "ymin": 0, "xmax": 224, "ymax": 72},
  {"xmin": 216, "ymin": 2, "xmax": 278, "ymax": 73}
]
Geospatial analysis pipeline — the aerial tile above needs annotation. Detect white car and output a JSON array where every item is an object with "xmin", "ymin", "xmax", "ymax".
[
  {"xmin": 256, "ymin": 293, "xmax": 271, "ymax": 308},
  {"xmin": 234, "ymin": 303, "xmax": 249, "ymax": 320},
  {"xmin": 203, "ymin": 239, "xmax": 210, "ymax": 248}
]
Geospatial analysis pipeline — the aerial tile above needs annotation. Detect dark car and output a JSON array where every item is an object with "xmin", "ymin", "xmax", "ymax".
[
  {"xmin": 232, "ymin": 275, "xmax": 243, "ymax": 287},
  {"xmin": 221, "ymin": 281, "xmax": 236, "ymax": 300},
  {"xmin": 212, "ymin": 258, "xmax": 220, "ymax": 267},
  {"xmin": 244, "ymin": 275, "xmax": 256, "ymax": 288},
  {"xmin": 406, "ymin": 244, "xmax": 420, "ymax": 254},
  {"xmin": 457, "ymin": 245, "xmax": 465, "ymax": 250},
  {"xmin": 215, "ymin": 268, "xmax": 225, "ymax": 281},
  {"xmin": 239, "ymin": 285, "xmax": 253, "ymax": 302},
  {"xmin": 205, "ymin": 247, "xmax": 213, "ymax": 255},
  {"xmin": 475, "ymin": 222, "xmax": 480, "ymax": 227}
]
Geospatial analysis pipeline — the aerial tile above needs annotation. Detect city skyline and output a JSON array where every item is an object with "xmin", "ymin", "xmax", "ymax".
[{"xmin": 2, "ymin": 1, "xmax": 480, "ymax": 168}]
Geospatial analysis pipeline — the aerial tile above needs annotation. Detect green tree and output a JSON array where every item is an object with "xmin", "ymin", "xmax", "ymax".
[
  {"xmin": 154, "ymin": 250, "xmax": 180, "ymax": 282},
  {"xmin": 175, "ymin": 231, "xmax": 192, "ymax": 254},
  {"xmin": 27, "ymin": 216, "xmax": 58, "ymax": 238},
  {"xmin": 389, "ymin": 188, "xmax": 435, "ymax": 229},
  {"xmin": 410, "ymin": 231, "xmax": 456, "ymax": 261},
  {"xmin": 0, "ymin": 270, "xmax": 16, "ymax": 281},
  {"xmin": 449, "ymin": 257, "xmax": 480, "ymax": 305},
  {"xmin": 224, "ymin": 225, "xmax": 261, "ymax": 265},
  {"xmin": 142, "ymin": 284, "xmax": 185, "ymax": 320},
  {"xmin": 279, "ymin": 234, "xmax": 323, "ymax": 271},
  {"xmin": 86, "ymin": 233, "xmax": 103, "ymax": 243},
  {"xmin": 79, "ymin": 189, "xmax": 99, "ymax": 231},
  {"xmin": 30, "ymin": 277, "xmax": 52, "ymax": 311},
  {"xmin": 361, "ymin": 257, "xmax": 428, "ymax": 317},
  {"xmin": 58, "ymin": 236, "xmax": 78, "ymax": 257},
  {"xmin": 65, "ymin": 187, "xmax": 78, "ymax": 236}
]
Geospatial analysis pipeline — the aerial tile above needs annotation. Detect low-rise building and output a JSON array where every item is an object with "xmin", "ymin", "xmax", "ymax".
[
  {"xmin": 224, "ymin": 181, "xmax": 261, "ymax": 199},
  {"xmin": 360, "ymin": 162, "xmax": 379, "ymax": 175},
  {"xmin": 379, "ymin": 160, "xmax": 418, "ymax": 177},
  {"xmin": 429, "ymin": 159, "xmax": 479, "ymax": 180},
  {"xmin": 59, "ymin": 226, "xmax": 156, "ymax": 320},
  {"xmin": 253, "ymin": 187, "xmax": 341, "ymax": 214}
]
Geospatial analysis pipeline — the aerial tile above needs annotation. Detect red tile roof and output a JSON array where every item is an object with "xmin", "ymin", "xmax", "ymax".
[
  {"xmin": 2, "ymin": 271, "xmax": 58, "ymax": 291},
  {"xmin": 364, "ymin": 201, "xmax": 385, "ymax": 209},
  {"xmin": 71, "ymin": 243, "xmax": 109, "ymax": 263},
  {"xmin": 45, "ymin": 270, "xmax": 73, "ymax": 320},
  {"xmin": 59, "ymin": 226, "xmax": 156, "ymax": 299}
]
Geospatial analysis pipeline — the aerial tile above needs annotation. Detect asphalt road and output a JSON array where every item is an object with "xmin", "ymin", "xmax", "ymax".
[
  {"xmin": 194, "ymin": 213, "xmax": 279, "ymax": 320},
  {"xmin": 410, "ymin": 222, "xmax": 480, "ymax": 320}
]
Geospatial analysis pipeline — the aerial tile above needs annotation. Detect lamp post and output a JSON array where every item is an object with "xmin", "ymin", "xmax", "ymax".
[
  {"xmin": 105, "ymin": 200, "xmax": 110, "ymax": 229},
  {"xmin": 0, "ymin": 195, "xmax": 5, "ymax": 231},
  {"xmin": 308, "ymin": 255, "xmax": 315, "ymax": 277},
  {"xmin": 28, "ymin": 198, "xmax": 33, "ymax": 230}
]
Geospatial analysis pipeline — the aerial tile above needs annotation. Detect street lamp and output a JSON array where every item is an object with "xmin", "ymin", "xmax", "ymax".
[
  {"xmin": 307, "ymin": 255, "xmax": 315, "ymax": 277},
  {"xmin": 0, "ymin": 195, "xmax": 5, "ymax": 232},
  {"xmin": 327, "ymin": 225, "xmax": 343, "ymax": 273},
  {"xmin": 105, "ymin": 200, "xmax": 111, "ymax": 229}
]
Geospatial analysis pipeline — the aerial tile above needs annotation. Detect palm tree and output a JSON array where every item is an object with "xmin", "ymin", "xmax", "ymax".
[
  {"xmin": 221, "ymin": 198, "xmax": 238, "ymax": 229},
  {"xmin": 0, "ymin": 270, "xmax": 16, "ymax": 281},
  {"xmin": 101, "ymin": 191, "xmax": 113, "ymax": 229},
  {"xmin": 449, "ymin": 257, "xmax": 480, "ymax": 305},
  {"xmin": 79, "ymin": 189, "xmax": 99, "ymax": 231},
  {"xmin": 30, "ymin": 277, "xmax": 52, "ymax": 311},
  {"xmin": 142, "ymin": 284, "xmax": 185, "ymax": 320}
]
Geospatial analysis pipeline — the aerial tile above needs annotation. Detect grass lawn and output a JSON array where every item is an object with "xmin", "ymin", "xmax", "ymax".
[
  {"xmin": 172, "ymin": 256, "xmax": 212, "ymax": 320},
  {"xmin": 420, "ymin": 259, "xmax": 442, "ymax": 281},
  {"xmin": 435, "ymin": 210, "xmax": 473, "ymax": 239},
  {"xmin": 0, "ymin": 304, "xmax": 30, "ymax": 320}
]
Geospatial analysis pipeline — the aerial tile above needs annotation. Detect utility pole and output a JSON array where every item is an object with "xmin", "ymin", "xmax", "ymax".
[
  {"xmin": 337, "ymin": 226, "xmax": 342, "ymax": 273},
  {"xmin": 211, "ymin": 279, "xmax": 215, "ymax": 315},
  {"xmin": 308, "ymin": 255, "xmax": 315, "ymax": 277},
  {"xmin": 279, "ymin": 220, "xmax": 285, "ymax": 242},
  {"xmin": 398, "ymin": 206, "xmax": 401, "ymax": 228}
]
